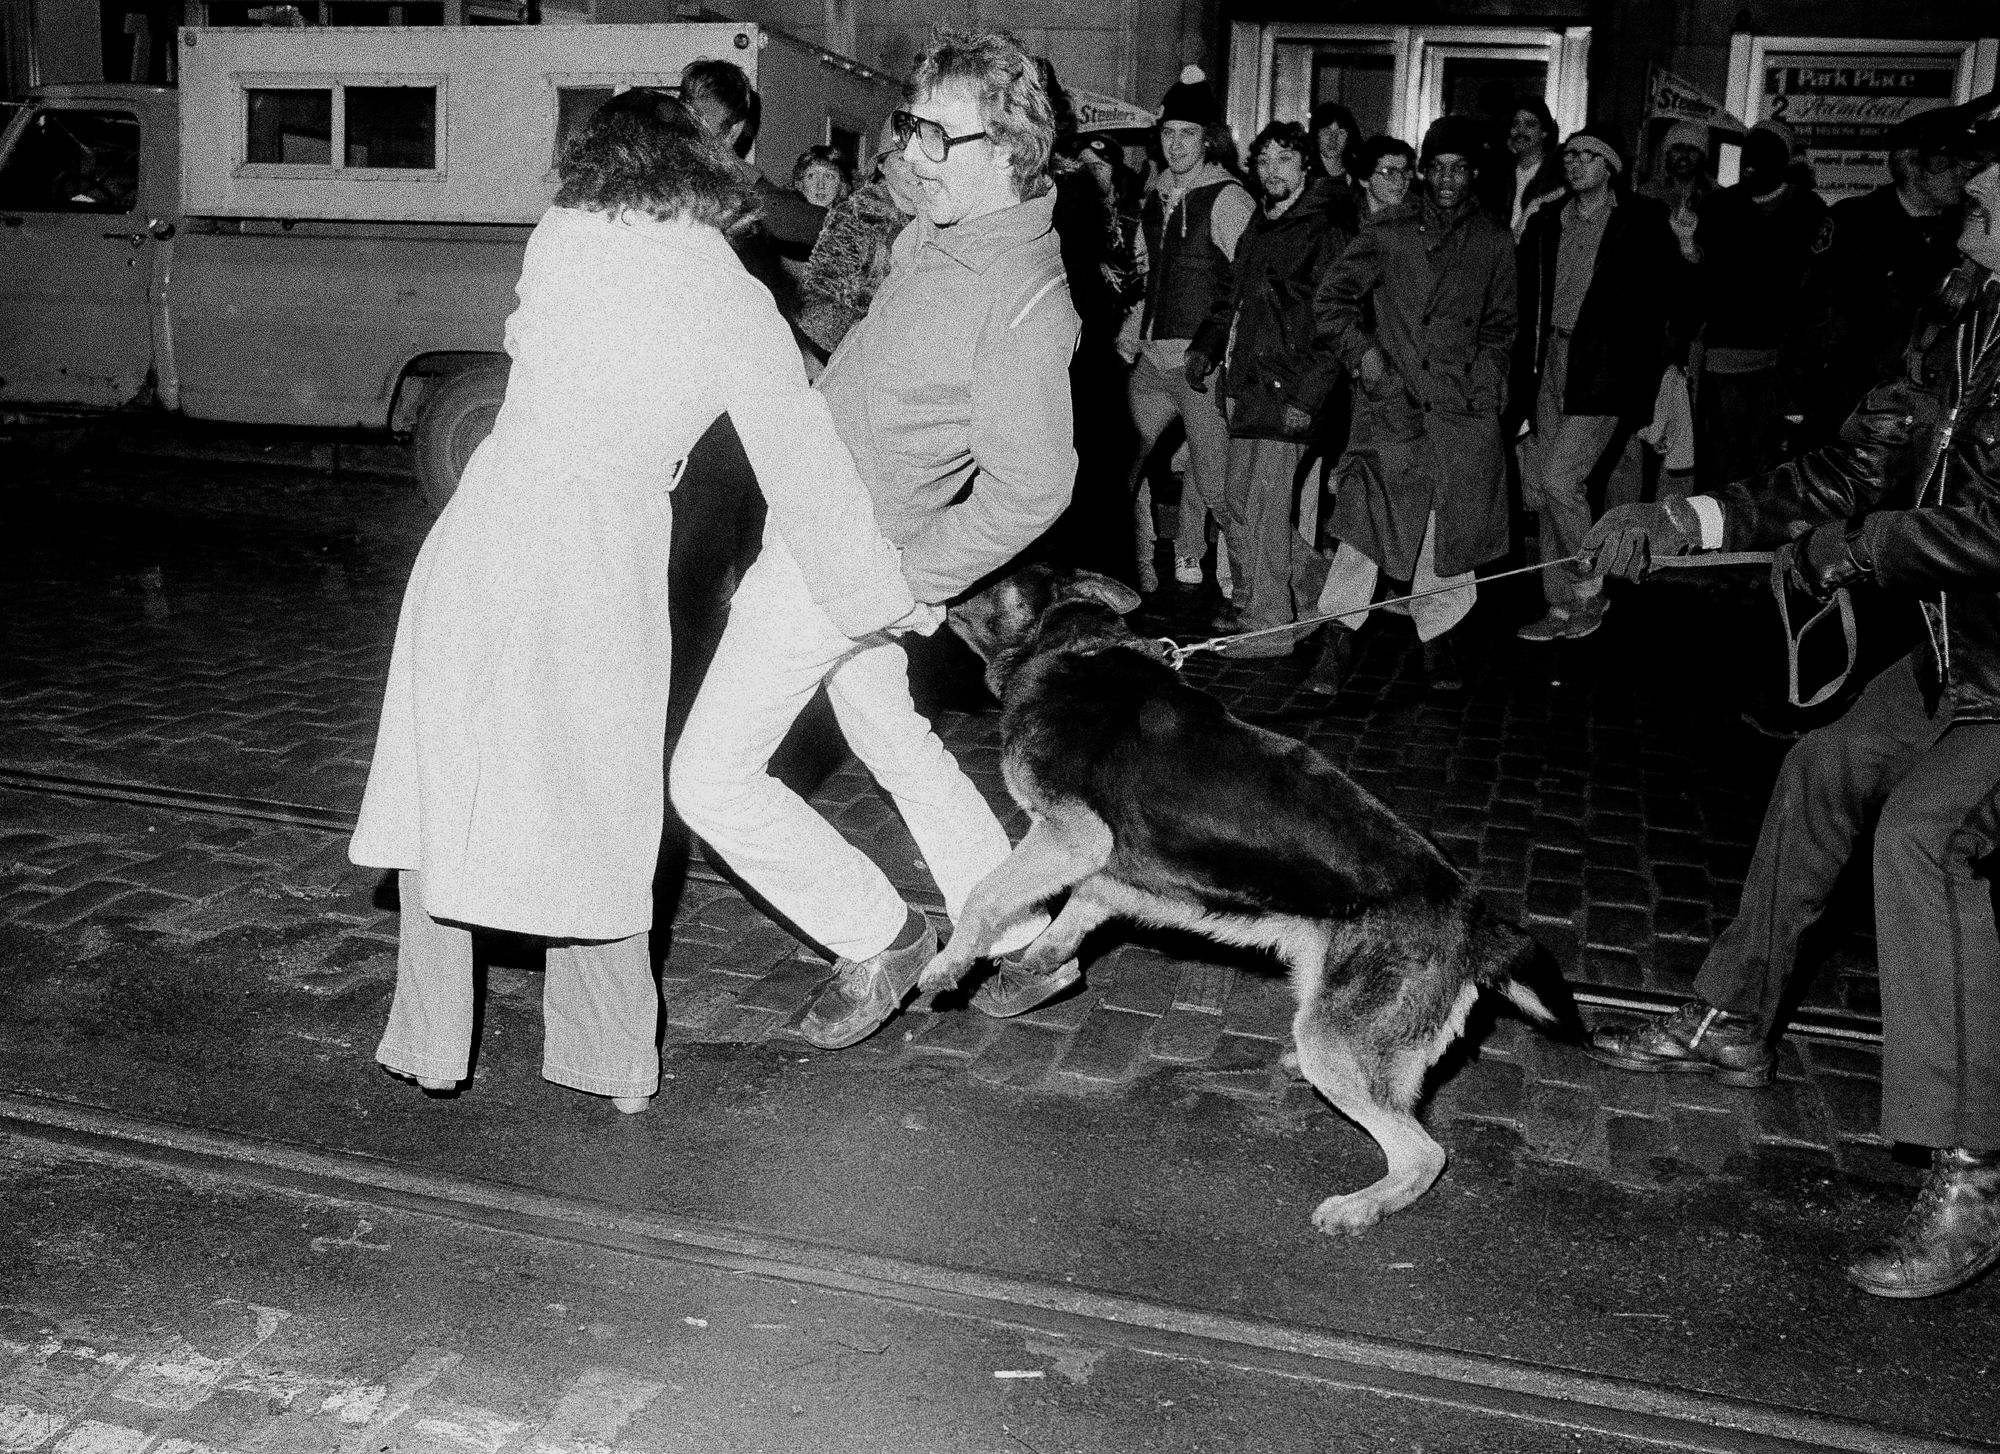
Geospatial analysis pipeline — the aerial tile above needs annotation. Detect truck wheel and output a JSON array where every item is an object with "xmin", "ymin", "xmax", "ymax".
[{"xmin": 413, "ymin": 362, "xmax": 508, "ymax": 512}]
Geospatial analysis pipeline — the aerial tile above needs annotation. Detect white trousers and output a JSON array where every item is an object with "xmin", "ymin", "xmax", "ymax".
[
  {"xmin": 670, "ymin": 534, "xmax": 1037, "ymax": 963},
  {"xmin": 1314, "ymin": 511, "xmax": 1476, "ymax": 644}
]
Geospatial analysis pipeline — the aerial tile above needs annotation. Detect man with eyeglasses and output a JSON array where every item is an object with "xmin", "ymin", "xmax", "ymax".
[
  {"xmin": 1513, "ymin": 123, "xmax": 1679, "ymax": 643},
  {"xmin": 1781, "ymin": 105, "xmax": 1976, "ymax": 452},
  {"xmin": 672, "ymin": 31, "xmax": 1082, "ymax": 1050},
  {"xmin": 1305, "ymin": 115, "xmax": 1518, "ymax": 697}
]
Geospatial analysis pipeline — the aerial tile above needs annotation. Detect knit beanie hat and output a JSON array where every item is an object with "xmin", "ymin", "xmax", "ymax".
[
  {"xmin": 1419, "ymin": 114, "xmax": 1486, "ymax": 168},
  {"xmin": 1661, "ymin": 120, "xmax": 1708, "ymax": 159},
  {"xmin": 1748, "ymin": 117, "xmax": 1797, "ymax": 157},
  {"xmin": 1565, "ymin": 122, "xmax": 1626, "ymax": 174},
  {"xmin": 1159, "ymin": 65, "xmax": 1221, "ymax": 128}
]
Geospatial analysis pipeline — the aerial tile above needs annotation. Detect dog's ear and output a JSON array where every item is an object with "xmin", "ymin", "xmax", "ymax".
[{"xmin": 1057, "ymin": 570, "xmax": 1143, "ymax": 617}]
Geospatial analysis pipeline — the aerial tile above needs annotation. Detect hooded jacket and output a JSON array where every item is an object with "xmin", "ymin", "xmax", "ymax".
[{"xmin": 1193, "ymin": 179, "xmax": 1354, "ymax": 440}]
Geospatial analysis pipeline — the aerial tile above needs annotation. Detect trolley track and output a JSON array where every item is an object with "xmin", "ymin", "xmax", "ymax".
[{"xmin": 0, "ymin": 1089, "xmax": 1984, "ymax": 1454}]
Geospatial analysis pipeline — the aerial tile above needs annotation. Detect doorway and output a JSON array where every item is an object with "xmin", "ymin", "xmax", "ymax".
[{"xmin": 1228, "ymin": 23, "xmax": 1589, "ymax": 148}]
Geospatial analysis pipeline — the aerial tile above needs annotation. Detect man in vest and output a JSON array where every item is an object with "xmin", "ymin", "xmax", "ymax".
[{"xmin": 1123, "ymin": 65, "xmax": 1254, "ymax": 596}]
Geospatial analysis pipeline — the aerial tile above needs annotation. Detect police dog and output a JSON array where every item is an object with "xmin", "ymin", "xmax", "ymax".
[{"xmin": 925, "ymin": 564, "xmax": 1557, "ymax": 1236}]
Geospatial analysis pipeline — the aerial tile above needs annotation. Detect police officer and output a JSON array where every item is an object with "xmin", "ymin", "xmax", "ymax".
[
  {"xmin": 1579, "ymin": 95, "xmax": 2000, "ymax": 1299},
  {"xmin": 1780, "ymin": 105, "xmax": 1977, "ymax": 447}
]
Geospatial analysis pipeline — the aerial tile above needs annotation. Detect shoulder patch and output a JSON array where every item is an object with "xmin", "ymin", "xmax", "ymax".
[{"xmin": 1812, "ymin": 216, "xmax": 1836, "ymax": 255}]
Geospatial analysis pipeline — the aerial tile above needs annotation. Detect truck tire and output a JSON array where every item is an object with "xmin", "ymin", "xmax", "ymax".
[{"xmin": 413, "ymin": 361, "xmax": 509, "ymax": 513}]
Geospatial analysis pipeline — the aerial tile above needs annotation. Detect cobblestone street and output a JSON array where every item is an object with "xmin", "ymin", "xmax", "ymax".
[
  {"xmin": 9, "ymin": 436, "xmax": 2000, "ymax": 1451},
  {"xmin": 0, "ymin": 443, "xmax": 1902, "ymax": 1197}
]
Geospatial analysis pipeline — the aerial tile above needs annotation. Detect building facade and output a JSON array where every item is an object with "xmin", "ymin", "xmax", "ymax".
[{"xmin": 5, "ymin": 0, "xmax": 1995, "ymax": 193}]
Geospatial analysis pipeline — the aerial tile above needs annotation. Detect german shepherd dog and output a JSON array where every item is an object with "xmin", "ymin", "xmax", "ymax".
[{"xmin": 925, "ymin": 564, "xmax": 1560, "ymax": 1235}]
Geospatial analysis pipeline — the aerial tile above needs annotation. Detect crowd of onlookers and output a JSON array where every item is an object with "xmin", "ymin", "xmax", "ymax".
[{"xmin": 699, "ymin": 53, "xmax": 1977, "ymax": 714}]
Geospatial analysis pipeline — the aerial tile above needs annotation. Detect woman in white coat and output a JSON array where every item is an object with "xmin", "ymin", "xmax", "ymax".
[{"xmin": 349, "ymin": 92, "xmax": 917, "ymax": 1111}]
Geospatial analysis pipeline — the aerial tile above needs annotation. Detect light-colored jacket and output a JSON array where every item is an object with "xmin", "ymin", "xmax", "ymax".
[
  {"xmin": 817, "ymin": 190, "xmax": 1081, "ymax": 603},
  {"xmin": 349, "ymin": 206, "xmax": 911, "ymax": 939}
]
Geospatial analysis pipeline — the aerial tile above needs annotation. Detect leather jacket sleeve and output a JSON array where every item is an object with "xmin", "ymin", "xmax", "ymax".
[
  {"xmin": 1717, "ymin": 371, "xmax": 1931, "ymax": 551},
  {"xmin": 1863, "ymin": 498, "xmax": 2000, "ymax": 595}
]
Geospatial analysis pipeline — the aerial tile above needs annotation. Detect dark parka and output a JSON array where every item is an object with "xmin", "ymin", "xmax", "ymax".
[
  {"xmin": 1779, "ymin": 182, "xmax": 1966, "ymax": 443},
  {"xmin": 1719, "ymin": 265, "xmax": 2000, "ymax": 722},
  {"xmin": 1315, "ymin": 196, "xmax": 1519, "ymax": 579},
  {"xmin": 1192, "ymin": 182, "xmax": 1354, "ymax": 441},
  {"xmin": 1513, "ymin": 191, "xmax": 1680, "ymax": 426}
]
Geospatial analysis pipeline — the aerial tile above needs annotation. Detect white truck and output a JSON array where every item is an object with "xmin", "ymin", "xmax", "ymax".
[{"xmin": 0, "ymin": 22, "xmax": 900, "ymax": 505}]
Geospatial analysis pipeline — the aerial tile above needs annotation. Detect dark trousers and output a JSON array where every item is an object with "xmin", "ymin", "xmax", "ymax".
[
  {"xmin": 1697, "ymin": 654, "xmax": 2000, "ymax": 1148},
  {"xmin": 1696, "ymin": 364, "xmax": 1784, "ymax": 493}
]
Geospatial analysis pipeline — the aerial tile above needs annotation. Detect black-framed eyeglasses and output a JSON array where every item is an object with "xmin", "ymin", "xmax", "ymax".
[
  {"xmin": 1373, "ymin": 164, "xmax": 1411, "ymax": 181},
  {"xmin": 890, "ymin": 109, "xmax": 988, "ymax": 163},
  {"xmin": 1561, "ymin": 147, "xmax": 1607, "ymax": 164}
]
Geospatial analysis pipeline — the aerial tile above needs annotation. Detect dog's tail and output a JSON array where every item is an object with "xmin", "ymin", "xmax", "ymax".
[{"xmin": 1469, "ymin": 911, "xmax": 1575, "ymax": 1034}]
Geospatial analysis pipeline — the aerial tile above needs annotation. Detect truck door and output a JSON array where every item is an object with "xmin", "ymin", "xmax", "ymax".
[{"xmin": 0, "ymin": 102, "xmax": 158, "ymax": 407}]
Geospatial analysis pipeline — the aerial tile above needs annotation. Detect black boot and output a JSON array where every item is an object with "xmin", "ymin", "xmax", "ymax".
[
  {"xmin": 1422, "ymin": 631, "xmax": 1464, "ymax": 692},
  {"xmin": 1304, "ymin": 623, "xmax": 1355, "ymax": 697},
  {"xmin": 1846, "ymin": 1147, "xmax": 2000, "ymax": 1298}
]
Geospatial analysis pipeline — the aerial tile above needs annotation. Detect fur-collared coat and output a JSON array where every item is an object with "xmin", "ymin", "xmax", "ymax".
[
  {"xmin": 1315, "ymin": 196, "xmax": 1519, "ymax": 579},
  {"xmin": 349, "ymin": 207, "xmax": 912, "ymax": 940}
]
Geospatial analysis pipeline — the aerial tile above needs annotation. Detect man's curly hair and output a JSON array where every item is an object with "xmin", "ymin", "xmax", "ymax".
[
  {"xmin": 908, "ymin": 30, "xmax": 1056, "ymax": 199},
  {"xmin": 554, "ymin": 89, "xmax": 752, "ymax": 230}
]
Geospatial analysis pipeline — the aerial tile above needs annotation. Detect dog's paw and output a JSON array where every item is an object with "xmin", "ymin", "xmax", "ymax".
[
  {"xmin": 917, "ymin": 953, "xmax": 967, "ymax": 994},
  {"xmin": 1310, "ymin": 1192, "xmax": 1384, "ymax": 1238}
]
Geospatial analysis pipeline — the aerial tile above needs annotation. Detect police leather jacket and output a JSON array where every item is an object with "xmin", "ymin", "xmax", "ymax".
[{"xmin": 1716, "ymin": 263, "xmax": 2000, "ymax": 721}]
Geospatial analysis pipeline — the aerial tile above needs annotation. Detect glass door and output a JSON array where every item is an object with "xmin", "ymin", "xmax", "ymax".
[{"xmin": 1227, "ymin": 22, "xmax": 1590, "ymax": 148}]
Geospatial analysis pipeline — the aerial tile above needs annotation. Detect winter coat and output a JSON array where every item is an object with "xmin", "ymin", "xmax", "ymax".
[
  {"xmin": 1315, "ymin": 195, "xmax": 1519, "ymax": 579},
  {"xmin": 1692, "ymin": 181, "xmax": 1828, "ymax": 353},
  {"xmin": 1193, "ymin": 184, "xmax": 1353, "ymax": 441},
  {"xmin": 1514, "ymin": 191, "xmax": 1681, "ymax": 425},
  {"xmin": 349, "ymin": 207, "xmax": 912, "ymax": 940},
  {"xmin": 1779, "ymin": 182, "xmax": 1965, "ymax": 442},
  {"xmin": 797, "ymin": 178, "xmax": 915, "ymax": 354},
  {"xmin": 1719, "ymin": 265, "xmax": 2000, "ymax": 723}
]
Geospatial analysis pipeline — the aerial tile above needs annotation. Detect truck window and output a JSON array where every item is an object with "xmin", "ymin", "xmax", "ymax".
[
  {"xmin": 345, "ymin": 86, "xmax": 435, "ymax": 168},
  {"xmin": 0, "ymin": 108, "xmax": 141, "ymax": 214},
  {"xmin": 247, "ymin": 87, "xmax": 333, "ymax": 164},
  {"xmin": 553, "ymin": 87, "xmax": 614, "ymax": 162},
  {"xmin": 243, "ymin": 83, "xmax": 438, "ymax": 171}
]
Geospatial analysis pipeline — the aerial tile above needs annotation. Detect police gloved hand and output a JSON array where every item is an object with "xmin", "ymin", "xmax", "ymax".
[
  {"xmin": 1581, "ymin": 498, "xmax": 1700, "ymax": 580},
  {"xmin": 1777, "ymin": 519, "xmax": 1873, "ymax": 601},
  {"xmin": 1184, "ymin": 350, "xmax": 1216, "ymax": 393}
]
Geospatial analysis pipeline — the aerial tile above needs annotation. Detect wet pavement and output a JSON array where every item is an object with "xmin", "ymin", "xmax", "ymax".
[{"xmin": 0, "ymin": 432, "xmax": 1991, "ymax": 1450}]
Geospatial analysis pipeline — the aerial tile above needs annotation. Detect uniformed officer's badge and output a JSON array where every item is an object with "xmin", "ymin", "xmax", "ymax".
[{"xmin": 1811, "ymin": 217, "xmax": 1835, "ymax": 255}]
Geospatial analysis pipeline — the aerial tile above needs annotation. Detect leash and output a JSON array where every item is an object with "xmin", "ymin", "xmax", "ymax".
[
  {"xmin": 1156, "ymin": 543, "xmax": 1856, "ymax": 709},
  {"xmin": 1156, "ymin": 553, "xmax": 1592, "ymax": 669}
]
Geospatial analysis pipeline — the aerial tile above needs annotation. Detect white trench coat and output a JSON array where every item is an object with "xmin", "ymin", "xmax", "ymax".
[{"xmin": 350, "ymin": 206, "xmax": 912, "ymax": 940}]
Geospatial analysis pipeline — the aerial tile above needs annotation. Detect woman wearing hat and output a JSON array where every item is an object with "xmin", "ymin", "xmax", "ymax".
[{"xmin": 797, "ymin": 116, "xmax": 925, "ymax": 357}]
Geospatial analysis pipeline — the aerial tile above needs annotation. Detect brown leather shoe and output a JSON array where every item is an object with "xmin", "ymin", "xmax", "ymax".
[
  {"xmin": 799, "ymin": 910, "xmax": 937, "ymax": 1049},
  {"xmin": 1585, "ymin": 1000, "xmax": 1775, "ymax": 1088},
  {"xmin": 1422, "ymin": 631, "xmax": 1464, "ymax": 692},
  {"xmin": 1847, "ymin": 1148, "xmax": 2000, "ymax": 1299},
  {"xmin": 970, "ymin": 951, "xmax": 1082, "ymax": 1018}
]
